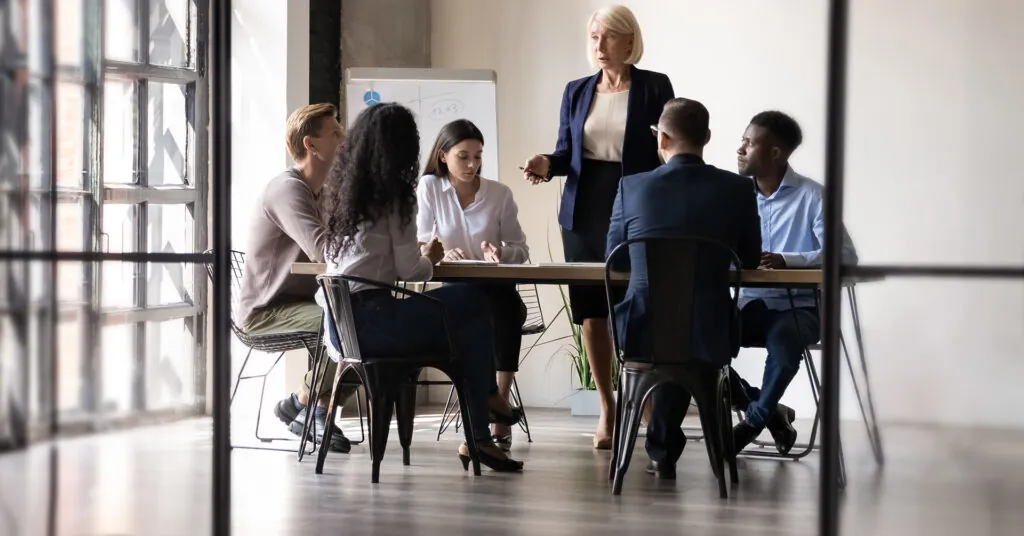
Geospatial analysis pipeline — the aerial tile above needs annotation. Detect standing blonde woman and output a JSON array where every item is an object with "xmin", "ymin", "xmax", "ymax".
[{"xmin": 522, "ymin": 5, "xmax": 674, "ymax": 449}]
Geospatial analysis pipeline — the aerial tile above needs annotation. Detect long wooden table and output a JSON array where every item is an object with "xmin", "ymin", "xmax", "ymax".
[{"xmin": 291, "ymin": 262, "xmax": 857, "ymax": 288}]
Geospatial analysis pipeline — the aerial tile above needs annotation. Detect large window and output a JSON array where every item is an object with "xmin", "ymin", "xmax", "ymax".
[{"xmin": 0, "ymin": 0, "xmax": 208, "ymax": 445}]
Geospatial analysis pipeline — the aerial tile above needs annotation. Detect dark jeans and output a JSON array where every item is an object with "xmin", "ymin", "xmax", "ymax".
[
  {"xmin": 729, "ymin": 300, "xmax": 820, "ymax": 430},
  {"xmin": 476, "ymin": 284, "xmax": 527, "ymax": 373},
  {"xmin": 331, "ymin": 284, "xmax": 499, "ymax": 441},
  {"xmin": 645, "ymin": 300, "xmax": 819, "ymax": 464}
]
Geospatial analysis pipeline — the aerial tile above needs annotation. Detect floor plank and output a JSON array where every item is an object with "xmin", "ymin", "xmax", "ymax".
[{"xmin": 1, "ymin": 408, "xmax": 1022, "ymax": 535}]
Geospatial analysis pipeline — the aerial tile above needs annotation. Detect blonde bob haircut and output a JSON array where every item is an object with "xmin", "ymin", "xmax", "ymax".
[{"xmin": 587, "ymin": 5, "xmax": 644, "ymax": 69}]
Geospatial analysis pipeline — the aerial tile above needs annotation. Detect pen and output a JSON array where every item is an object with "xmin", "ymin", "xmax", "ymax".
[{"xmin": 518, "ymin": 166, "xmax": 547, "ymax": 181}]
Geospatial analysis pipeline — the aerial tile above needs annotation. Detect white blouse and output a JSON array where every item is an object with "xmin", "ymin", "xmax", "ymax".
[
  {"xmin": 416, "ymin": 175, "xmax": 529, "ymax": 264},
  {"xmin": 582, "ymin": 90, "xmax": 629, "ymax": 163},
  {"xmin": 322, "ymin": 207, "xmax": 433, "ymax": 293}
]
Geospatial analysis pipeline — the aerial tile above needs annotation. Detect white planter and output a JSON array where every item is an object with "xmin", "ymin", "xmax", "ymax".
[{"xmin": 569, "ymin": 389, "xmax": 602, "ymax": 417}]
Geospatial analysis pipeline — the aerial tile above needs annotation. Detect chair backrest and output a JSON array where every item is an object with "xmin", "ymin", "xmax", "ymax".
[
  {"xmin": 317, "ymin": 275, "xmax": 363, "ymax": 362},
  {"xmin": 517, "ymin": 283, "xmax": 545, "ymax": 332},
  {"xmin": 203, "ymin": 249, "xmax": 246, "ymax": 336},
  {"xmin": 605, "ymin": 236, "xmax": 744, "ymax": 366}
]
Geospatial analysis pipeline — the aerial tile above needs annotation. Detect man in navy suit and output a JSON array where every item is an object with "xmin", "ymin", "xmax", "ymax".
[{"xmin": 606, "ymin": 98, "xmax": 761, "ymax": 478}]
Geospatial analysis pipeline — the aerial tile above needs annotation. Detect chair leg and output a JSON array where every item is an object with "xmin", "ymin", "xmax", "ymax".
[
  {"xmin": 436, "ymin": 385, "xmax": 460, "ymax": 441},
  {"xmin": 608, "ymin": 371, "xmax": 625, "ymax": 481},
  {"xmin": 254, "ymin": 352, "xmax": 294, "ymax": 443},
  {"xmin": 396, "ymin": 378, "xmax": 418, "ymax": 466},
  {"xmin": 690, "ymin": 376, "xmax": 727, "ymax": 499},
  {"xmin": 720, "ymin": 372, "xmax": 738, "ymax": 484},
  {"xmin": 298, "ymin": 346, "xmax": 324, "ymax": 461},
  {"xmin": 510, "ymin": 378, "xmax": 532, "ymax": 442},
  {"xmin": 611, "ymin": 370, "xmax": 654, "ymax": 496},
  {"xmin": 444, "ymin": 373, "xmax": 479, "ymax": 477},
  {"xmin": 366, "ymin": 370, "xmax": 398, "ymax": 484},
  {"xmin": 315, "ymin": 365, "xmax": 350, "ymax": 475},
  {"xmin": 230, "ymin": 347, "xmax": 255, "ymax": 403}
]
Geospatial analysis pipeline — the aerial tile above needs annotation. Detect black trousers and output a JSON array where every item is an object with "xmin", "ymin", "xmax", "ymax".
[{"xmin": 477, "ymin": 284, "xmax": 527, "ymax": 373}]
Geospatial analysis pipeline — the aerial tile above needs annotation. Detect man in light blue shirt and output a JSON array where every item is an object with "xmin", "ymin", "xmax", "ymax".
[{"xmin": 730, "ymin": 111, "xmax": 858, "ymax": 455}]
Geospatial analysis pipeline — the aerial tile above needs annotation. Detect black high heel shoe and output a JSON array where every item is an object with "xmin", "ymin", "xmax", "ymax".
[
  {"xmin": 458, "ymin": 442, "xmax": 523, "ymax": 473},
  {"xmin": 488, "ymin": 402, "xmax": 524, "ymax": 426}
]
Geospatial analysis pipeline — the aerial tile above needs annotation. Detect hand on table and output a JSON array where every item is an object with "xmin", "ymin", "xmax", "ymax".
[
  {"xmin": 443, "ymin": 248, "xmax": 467, "ymax": 263},
  {"xmin": 759, "ymin": 252, "xmax": 786, "ymax": 270},
  {"xmin": 423, "ymin": 237, "xmax": 444, "ymax": 265},
  {"xmin": 481, "ymin": 241, "xmax": 502, "ymax": 263}
]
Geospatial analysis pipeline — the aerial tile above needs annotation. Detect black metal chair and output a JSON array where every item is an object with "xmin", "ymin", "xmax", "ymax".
[
  {"xmin": 605, "ymin": 237, "xmax": 742, "ymax": 497},
  {"xmin": 436, "ymin": 283, "xmax": 546, "ymax": 443},
  {"xmin": 204, "ymin": 249, "xmax": 320, "ymax": 453},
  {"xmin": 315, "ymin": 274, "xmax": 482, "ymax": 483}
]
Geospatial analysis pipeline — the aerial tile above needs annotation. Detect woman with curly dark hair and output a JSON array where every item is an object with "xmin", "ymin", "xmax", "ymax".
[{"xmin": 319, "ymin": 102, "xmax": 524, "ymax": 472}]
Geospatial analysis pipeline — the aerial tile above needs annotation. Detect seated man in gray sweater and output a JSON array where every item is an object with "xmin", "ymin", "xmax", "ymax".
[{"xmin": 237, "ymin": 103, "xmax": 355, "ymax": 452}]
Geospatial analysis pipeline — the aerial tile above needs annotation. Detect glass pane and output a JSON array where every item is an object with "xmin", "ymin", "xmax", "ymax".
[
  {"xmin": 56, "ymin": 198, "xmax": 84, "ymax": 251},
  {"xmin": 145, "ymin": 317, "xmax": 197, "ymax": 409},
  {"xmin": 55, "ymin": 82, "xmax": 85, "ymax": 189},
  {"xmin": 56, "ymin": 0, "xmax": 82, "ymax": 68},
  {"xmin": 101, "ymin": 323, "xmax": 135, "ymax": 414},
  {"xmin": 57, "ymin": 317, "xmax": 85, "ymax": 413},
  {"xmin": 149, "ymin": 0, "xmax": 192, "ymax": 68},
  {"xmin": 148, "ymin": 204, "xmax": 194, "ymax": 305},
  {"xmin": 148, "ymin": 82, "xmax": 189, "ymax": 185},
  {"xmin": 100, "ymin": 205, "xmax": 138, "ymax": 310},
  {"xmin": 104, "ymin": 79, "xmax": 139, "ymax": 184},
  {"xmin": 105, "ymin": 0, "xmax": 139, "ymax": 62}
]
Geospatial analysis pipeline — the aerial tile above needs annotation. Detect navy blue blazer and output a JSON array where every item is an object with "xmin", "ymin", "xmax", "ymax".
[
  {"xmin": 606, "ymin": 154, "xmax": 762, "ymax": 365},
  {"xmin": 545, "ymin": 65, "xmax": 674, "ymax": 230}
]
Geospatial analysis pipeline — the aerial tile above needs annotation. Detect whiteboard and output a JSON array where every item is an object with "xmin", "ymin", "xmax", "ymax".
[{"xmin": 345, "ymin": 68, "xmax": 500, "ymax": 182}]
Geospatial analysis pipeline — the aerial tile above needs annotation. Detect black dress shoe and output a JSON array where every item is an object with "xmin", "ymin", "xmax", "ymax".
[
  {"xmin": 732, "ymin": 422, "xmax": 761, "ymax": 456},
  {"xmin": 645, "ymin": 460, "xmax": 676, "ymax": 480},
  {"xmin": 767, "ymin": 403, "xmax": 798, "ymax": 455}
]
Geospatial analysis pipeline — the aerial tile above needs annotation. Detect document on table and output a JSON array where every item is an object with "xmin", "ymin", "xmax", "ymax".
[{"xmin": 439, "ymin": 259, "xmax": 498, "ymax": 265}]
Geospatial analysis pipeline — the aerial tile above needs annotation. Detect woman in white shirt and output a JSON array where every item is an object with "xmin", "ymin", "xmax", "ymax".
[
  {"xmin": 320, "ymin": 103, "xmax": 523, "ymax": 472},
  {"xmin": 417, "ymin": 119, "xmax": 529, "ymax": 451}
]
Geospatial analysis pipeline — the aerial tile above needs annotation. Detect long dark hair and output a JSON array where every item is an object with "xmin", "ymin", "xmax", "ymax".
[
  {"xmin": 421, "ymin": 119, "xmax": 485, "ymax": 178},
  {"xmin": 324, "ymin": 103, "xmax": 420, "ymax": 258}
]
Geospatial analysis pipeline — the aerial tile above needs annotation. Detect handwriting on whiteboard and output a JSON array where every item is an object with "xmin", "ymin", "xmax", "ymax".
[{"xmin": 405, "ymin": 92, "xmax": 465, "ymax": 120}]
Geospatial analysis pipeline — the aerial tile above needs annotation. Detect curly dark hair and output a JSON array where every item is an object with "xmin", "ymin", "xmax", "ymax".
[{"xmin": 324, "ymin": 103, "xmax": 421, "ymax": 259}]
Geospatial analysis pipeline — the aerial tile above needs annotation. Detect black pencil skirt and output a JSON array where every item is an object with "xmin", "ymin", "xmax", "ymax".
[{"xmin": 561, "ymin": 159, "xmax": 624, "ymax": 325}]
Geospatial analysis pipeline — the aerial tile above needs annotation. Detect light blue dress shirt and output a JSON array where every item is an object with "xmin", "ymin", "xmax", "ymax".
[{"xmin": 739, "ymin": 167, "xmax": 858, "ymax": 311}]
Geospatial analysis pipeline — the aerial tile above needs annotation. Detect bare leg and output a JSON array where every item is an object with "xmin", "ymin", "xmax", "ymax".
[
  {"xmin": 583, "ymin": 318, "xmax": 615, "ymax": 444},
  {"xmin": 492, "ymin": 372, "xmax": 515, "ymax": 437}
]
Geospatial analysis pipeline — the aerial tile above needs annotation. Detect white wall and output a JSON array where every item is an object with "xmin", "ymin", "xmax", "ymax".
[
  {"xmin": 231, "ymin": 0, "xmax": 310, "ymax": 399},
  {"xmin": 431, "ymin": 0, "xmax": 1024, "ymax": 427}
]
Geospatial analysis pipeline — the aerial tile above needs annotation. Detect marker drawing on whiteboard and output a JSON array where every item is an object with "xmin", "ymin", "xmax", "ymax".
[
  {"xmin": 363, "ymin": 90, "xmax": 381, "ymax": 107},
  {"xmin": 405, "ymin": 92, "xmax": 464, "ymax": 119},
  {"xmin": 429, "ymin": 99, "xmax": 464, "ymax": 120}
]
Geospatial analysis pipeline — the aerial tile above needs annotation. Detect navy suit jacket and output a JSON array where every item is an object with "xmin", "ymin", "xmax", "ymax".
[
  {"xmin": 606, "ymin": 154, "xmax": 762, "ymax": 365},
  {"xmin": 545, "ymin": 65, "xmax": 674, "ymax": 230}
]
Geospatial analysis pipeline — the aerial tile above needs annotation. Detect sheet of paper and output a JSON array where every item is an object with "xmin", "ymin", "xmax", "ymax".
[
  {"xmin": 439, "ymin": 259, "xmax": 498, "ymax": 265},
  {"xmin": 536, "ymin": 262, "xmax": 604, "ymax": 267}
]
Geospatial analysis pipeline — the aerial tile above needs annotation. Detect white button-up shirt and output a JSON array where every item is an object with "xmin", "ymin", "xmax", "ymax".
[{"xmin": 416, "ymin": 174, "xmax": 529, "ymax": 264}]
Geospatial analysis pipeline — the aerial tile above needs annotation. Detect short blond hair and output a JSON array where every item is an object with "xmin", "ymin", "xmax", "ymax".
[
  {"xmin": 587, "ymin": 5, "xmax": 644, "ymax": 69},
  {"xmin": 285, "ymin": 103, "xmax": 337, "ymax": 160}
]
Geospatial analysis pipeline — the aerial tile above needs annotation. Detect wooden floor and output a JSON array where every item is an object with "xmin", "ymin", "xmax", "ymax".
[{"xmin": 1, "ymin": 408, "xmax": 1023, "ymax": 536}]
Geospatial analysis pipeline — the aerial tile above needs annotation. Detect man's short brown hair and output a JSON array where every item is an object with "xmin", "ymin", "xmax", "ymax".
[
  {"xmin": 659, "ymin": 98, "xmax": 710, "ymax": 148},
  {"xmin": 285, "ymin": 103, "xmax": 338, "ymax": 159}
]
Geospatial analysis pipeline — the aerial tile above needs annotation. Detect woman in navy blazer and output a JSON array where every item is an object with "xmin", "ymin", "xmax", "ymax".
[{"xmin": 522, "ymin": 5, "xmax": 674, "ymax": 449}]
